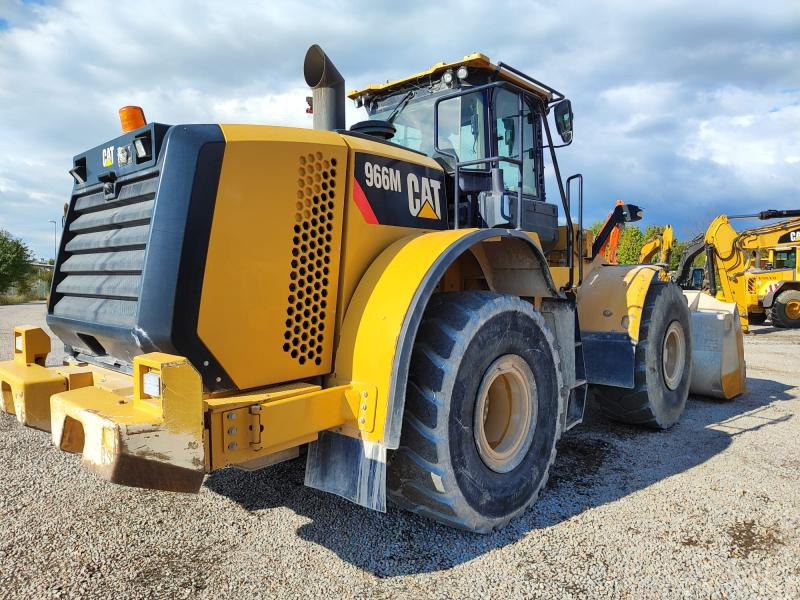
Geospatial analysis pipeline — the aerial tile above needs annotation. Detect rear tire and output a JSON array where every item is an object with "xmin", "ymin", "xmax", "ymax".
[
  {"xmin": 593, "ymin": 282, "xmax": 692, "ymax": 429},
  {"xmin": 768, "ymin": 290, "xmax": 800, "ymax": 328},
  {"xmin": 387, "ymin": 291, "xmax": 562, "ymax": 533}
]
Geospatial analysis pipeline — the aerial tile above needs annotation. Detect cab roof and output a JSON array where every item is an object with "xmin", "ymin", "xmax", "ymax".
[{"xmin": 347, "ymin": 53, "xmax": 556, "ymax": 102}]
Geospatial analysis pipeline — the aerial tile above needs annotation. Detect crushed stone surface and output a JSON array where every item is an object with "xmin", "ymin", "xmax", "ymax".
[{"xmin": 0, "ymin": 303, "xmax": 798, "ymax": 599}]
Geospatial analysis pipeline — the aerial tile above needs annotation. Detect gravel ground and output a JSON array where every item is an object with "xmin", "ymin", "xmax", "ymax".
[{"xmin": 0, "ymin": 302, "xmax": 798, "ymax": 599}]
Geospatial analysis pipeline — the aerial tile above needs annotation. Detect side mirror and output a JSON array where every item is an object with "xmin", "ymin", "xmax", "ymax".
[{"xmin": 554, "ymin": 99, "xmax": 573, "ymax": 143}]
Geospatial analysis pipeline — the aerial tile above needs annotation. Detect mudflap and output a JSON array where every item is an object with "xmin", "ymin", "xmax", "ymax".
[
  {"xmin": 581, "ymin": 332, "xmax": 635, "ymax": 389},
  {"xmin": 684, "ymin": 291, "xmax": 746, "ymax": 400},
  {"xmin": 304, "ymin": 430, "xmax": 387, "ymax": 511}
]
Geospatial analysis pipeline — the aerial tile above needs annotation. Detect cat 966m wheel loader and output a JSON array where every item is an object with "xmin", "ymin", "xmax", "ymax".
[{"xmin": 0, "ymin": 46, "xmax": 743, "ymax": 532}]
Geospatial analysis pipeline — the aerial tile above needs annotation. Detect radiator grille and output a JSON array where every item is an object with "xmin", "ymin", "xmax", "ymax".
[
  {"xmin": 53, "ymin": 173, "xmax": 157, "ymax": 329},
  {"xmin": 283, "ymin": 153, "xmax": 337, "ymax": 366}
]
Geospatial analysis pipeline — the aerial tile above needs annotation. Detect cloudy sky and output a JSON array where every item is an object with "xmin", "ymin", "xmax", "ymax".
[{"xmin": 1, "ymin": 0, "xmax": 798, "ymax": 259}]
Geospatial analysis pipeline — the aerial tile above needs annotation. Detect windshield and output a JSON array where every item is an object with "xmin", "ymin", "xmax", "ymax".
[{"xmin": 370, "ymin": 92, "xmax": 486, "ymax": 163}]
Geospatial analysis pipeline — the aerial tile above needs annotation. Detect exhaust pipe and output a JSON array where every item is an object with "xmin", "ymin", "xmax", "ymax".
[{"xmin": 304, "ymin": 44, "xmax": 345, "ymax": 131}]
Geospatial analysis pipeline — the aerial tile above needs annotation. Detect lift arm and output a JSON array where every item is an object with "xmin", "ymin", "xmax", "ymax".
[{"xmin": 591, "ymin": 201, "xmax": 643, "ymax": 260}]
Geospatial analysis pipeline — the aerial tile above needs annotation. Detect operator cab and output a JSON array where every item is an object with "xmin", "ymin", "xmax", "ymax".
[{"xmin": 348, "ymin": 54, "xmax": 575, "ymax": 252}]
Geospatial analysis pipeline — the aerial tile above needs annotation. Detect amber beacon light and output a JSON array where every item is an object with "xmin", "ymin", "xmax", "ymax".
[{"xmin": 119, "ymin": 105, "xmax": 147, "ymax": 132}]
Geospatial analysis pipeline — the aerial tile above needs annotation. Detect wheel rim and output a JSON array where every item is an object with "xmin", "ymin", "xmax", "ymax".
[
  {"xmin": 473, "ymin": 354, "xmax": 537, "ymax": 474},
  {"xmin": 786, "ymin": 299, "xmax": 800, "ymax": 321},
  {"xmin": 662, "ymin": 321, "xmax": 686, "ymax": 391}
]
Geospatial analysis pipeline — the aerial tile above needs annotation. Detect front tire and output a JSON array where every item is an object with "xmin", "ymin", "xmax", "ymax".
[
  {"xmin": 593, "ymin": 282, "xmax": 692, "ymax": 429},
  {"xmin": 768, "ymin": 289, "xmax": 800, "ymax": 328},
  {"xmin": 387, "ymin": 292, "xmax": 562, "ymax": 533}
]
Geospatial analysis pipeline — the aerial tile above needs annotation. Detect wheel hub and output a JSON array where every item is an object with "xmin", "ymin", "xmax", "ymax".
[
  {"xmin": 786, "ymin": 299, "xmax": 800, "ymax": 321},
  {"xmin": 473, "ymin": 354, "xmax": 537, "ymax": 473},
  {"xmin": 662, "ymin": 321, "xmax": 686, "ymax": 391}
]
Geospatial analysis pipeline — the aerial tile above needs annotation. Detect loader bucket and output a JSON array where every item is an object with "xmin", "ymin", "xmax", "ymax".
[{"xmin": 684, "ymin": 291, "xmax": 746, "ymax": 400}]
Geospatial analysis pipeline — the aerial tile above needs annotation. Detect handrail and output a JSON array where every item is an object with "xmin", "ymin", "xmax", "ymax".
[
  {"xmin": 566, "ymin": 174, "xmax": 583, "ymax": 287},
  {"xmin": 495, "ymin": 62, "xmax": 565, "ymax": 104}
]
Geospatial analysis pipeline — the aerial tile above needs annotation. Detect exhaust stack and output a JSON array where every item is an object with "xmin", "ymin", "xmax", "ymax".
[{"xmin": 304, "ymin": 44, "xmax": 345, "ymax": 131}]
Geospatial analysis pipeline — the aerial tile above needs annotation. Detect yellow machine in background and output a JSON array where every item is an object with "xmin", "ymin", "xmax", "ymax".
[
  {"xmin": 639, "ymin": 225, "xmax": 674, "ymax": 264},
  {"xmin": 675, "ymin": 211, "xmax": 800, "ymax": 331},
  {"xmin": 0, "ymin": 46, "xmax": 742, "ymax": 533}
]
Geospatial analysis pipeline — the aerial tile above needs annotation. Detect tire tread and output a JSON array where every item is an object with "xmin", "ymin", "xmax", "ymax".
[{"xmin": 388, "ymin": 291, "xmax": 563, "ymax": 533}]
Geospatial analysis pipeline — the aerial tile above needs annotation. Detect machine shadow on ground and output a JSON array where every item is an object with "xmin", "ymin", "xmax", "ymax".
[
  {"xmin": 204, "ymin": 376, "xmax": 795, "ymax": 577},
  {"xmin": 747, "ymin": 326, "xmax": 783, "ymax": 335}
]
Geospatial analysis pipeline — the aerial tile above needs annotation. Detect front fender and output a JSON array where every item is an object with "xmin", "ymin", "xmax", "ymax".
[
  {"xmin": 577, "ymin": 264, "xmax": 661, "ymax": 388},
  {"xmin": 330, "ymin": 227, "xmax": 560, "ymax": 448}
]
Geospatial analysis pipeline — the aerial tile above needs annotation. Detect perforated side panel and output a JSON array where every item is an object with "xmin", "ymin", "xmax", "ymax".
[{"xmin": 283, "ymin": 152, "xmax": 339, "ymax": 366}]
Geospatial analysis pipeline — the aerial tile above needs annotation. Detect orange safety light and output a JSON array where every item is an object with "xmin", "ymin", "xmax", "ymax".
[{"xmin": 118, "ymin": 106, "xmax": 147, "ymax": 133}]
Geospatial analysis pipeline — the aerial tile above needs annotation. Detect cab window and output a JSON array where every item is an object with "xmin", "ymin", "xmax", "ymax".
[
  {"xmin": 376, "ymin": 98, "xmax": 431, "ymax": 154},
  {"xmin": 493, "ymin": 88, "xmax": 538, "ymax": 197},
  {"xmin": 774, "ymin": 249, "xmax": 796, "ymax": 269},
  {"xmin": 436, "ymin": 91, "xmax": 486, "ymax": 165}
]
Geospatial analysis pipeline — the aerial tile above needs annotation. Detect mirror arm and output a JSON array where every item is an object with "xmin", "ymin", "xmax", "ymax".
[{"xmin": 542, "ymin": 140, "xmax": 573, "ymax": 150}]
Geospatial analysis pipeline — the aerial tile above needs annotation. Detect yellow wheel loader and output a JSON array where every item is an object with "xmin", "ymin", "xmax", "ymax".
[
  {"xmin": 0, "ymin": 46, "xmax": 743, "ymax": 532},
  {"xmin": 675, "ymin": 210, "xmax": 800, "ymax": 331}
]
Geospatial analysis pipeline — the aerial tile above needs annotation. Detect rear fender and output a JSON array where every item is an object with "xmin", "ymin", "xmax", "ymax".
[
  {"xmin": 310, "ymin": 227, "xmax": 561, "ymax": 511},
  {"xmin": 331, "ymin": 227, "xmax": 561, "ymax": 449}
]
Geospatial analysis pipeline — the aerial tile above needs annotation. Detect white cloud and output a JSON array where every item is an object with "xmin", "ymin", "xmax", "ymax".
[
  {"xmin": 680, "ymin": 90, "xmax": 800, "ymax": 189},
  {"xmin": 0, "ymin": 0, "xmax": 798, "ymax": 257}
]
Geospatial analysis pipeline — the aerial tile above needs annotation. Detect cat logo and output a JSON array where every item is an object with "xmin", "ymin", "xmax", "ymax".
[
  {"xmin": 102, "ymin": 146, "xmax": 115, "ymax": 168},
  {"xmin": 406, "ymin": 173, "xmax": 442, "ymax": 219}
]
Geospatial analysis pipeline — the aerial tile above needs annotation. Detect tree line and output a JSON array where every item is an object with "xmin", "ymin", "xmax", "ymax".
[
  {"xmin": 0, "ymin": 230, "xmax": 52, "ymax": 303},
  {"xmin": 588, "ymin": 222, "xmax": 696, "ymax": 271}
]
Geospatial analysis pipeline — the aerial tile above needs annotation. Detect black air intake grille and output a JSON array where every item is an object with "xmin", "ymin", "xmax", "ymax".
[{"xmin": 53, "ymin": 173, "xmax": 158, "ymax": 328}]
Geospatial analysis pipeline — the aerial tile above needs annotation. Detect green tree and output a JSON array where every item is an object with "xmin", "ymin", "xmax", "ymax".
[
  {"xmin": 0, "ymin": 230, "xmax": 33, "ymax": 294},
  {"xmin": 669, "ymin": 239, "xmax": 688, "ymax": 271},
  {"xmin": 585, "ymin": 221, "xmax": 645, "ymax": 264},
  {"xmin": 616, "ymin": 225, "xmax": 645, "ymax": 265},
  {"xmin": 643, "ymin": 225, "xmax": 664, "ymax": 242}
]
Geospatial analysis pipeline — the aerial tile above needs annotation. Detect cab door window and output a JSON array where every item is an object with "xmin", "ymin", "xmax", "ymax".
[
  {"xmin": 493, "ymin": 88, "xmax": 538, "ymax": 197},
  {"xmin": 436, "ymin": 91, "xmax": 486, "ymax": 166}
]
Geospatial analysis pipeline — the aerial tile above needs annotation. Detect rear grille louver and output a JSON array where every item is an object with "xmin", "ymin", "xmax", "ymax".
[{"xmin": 53, "ymin": 174, "xmax": 157, "ymax": 330}]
